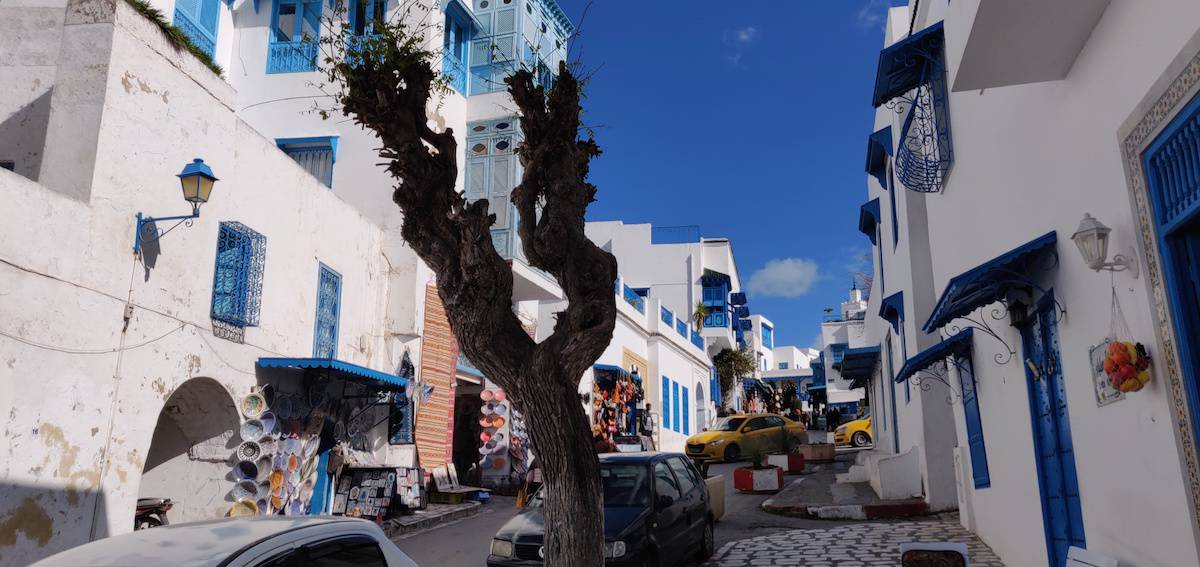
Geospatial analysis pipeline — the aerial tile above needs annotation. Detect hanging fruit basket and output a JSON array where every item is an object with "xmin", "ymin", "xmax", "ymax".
[{"xmin": 1102, "ymin": 288, "xmax": 1152, "ymax": 393}]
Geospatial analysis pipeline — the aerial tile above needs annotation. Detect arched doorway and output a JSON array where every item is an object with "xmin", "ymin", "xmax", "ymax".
[
  {"xmin": 694, "ymin": 384, "xmax": 706, "ymax": 431},
  {"xmin": 140, "ymin": 377, "xmax": 240, "ymax": 524}
]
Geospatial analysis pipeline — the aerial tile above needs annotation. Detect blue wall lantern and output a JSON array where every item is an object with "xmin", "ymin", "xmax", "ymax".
[{"xmin": 134, "ymin": 158, "xmax": 219, "ymax": 254}]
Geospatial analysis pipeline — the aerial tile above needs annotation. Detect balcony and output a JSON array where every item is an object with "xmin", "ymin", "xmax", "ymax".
[
  {"xmin": 443, "ymin": 53, "xmax": 467, "ymax": 94},
  {"xmin": 622, "ymin": 285, "xmax": 646, "ymax": 314},
  {"xmin": 490, "ymin": 226, "xmax": 562, "ymax": 302},
  {"xmin": 267, "ymin": 40, "xmax": 318, "ymax": 74},
  {"xmin": 945, "ymin": 0, "xmax": 1111, "ymax": 92}
]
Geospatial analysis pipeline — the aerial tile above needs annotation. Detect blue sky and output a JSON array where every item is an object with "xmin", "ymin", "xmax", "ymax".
[{"xmin": 556, "ymin": 0, "xmax": 902, "ymax": 349}]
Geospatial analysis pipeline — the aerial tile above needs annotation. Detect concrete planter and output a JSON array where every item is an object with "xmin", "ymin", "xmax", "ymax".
[
  {"xmin": 800, "ymin": 443, "xmax": 836, "ymax": 463},
  {"xmin": 766, "ymin": 453, "xmax": 806, "ymax": 474},
  {"xmin": 704, "ymin": 475, "xmax": 725, "ymax": 521},
  {"xmin": 733, "ymin": 465, "xmax": 783, "ymax": 493}
]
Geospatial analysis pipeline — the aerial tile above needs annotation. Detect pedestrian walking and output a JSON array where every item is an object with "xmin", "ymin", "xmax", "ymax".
[{"xmin": 638, "ymin": 403, "xmax": 658, "ymax": 451}]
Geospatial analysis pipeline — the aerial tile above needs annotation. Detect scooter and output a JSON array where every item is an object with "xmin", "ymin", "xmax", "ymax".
[{"xmin": 134, "ymin": 497, "xmax": 172, "ymax": 530}]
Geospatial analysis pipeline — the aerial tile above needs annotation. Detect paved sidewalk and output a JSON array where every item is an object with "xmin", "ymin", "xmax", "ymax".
[
  {"xmin": 761, "ymin": 451, "xmax": 928, "ymax": 520},
  {"xmin": 704, "ymin": 514, "xmax": 1005, "ymax": 566}
]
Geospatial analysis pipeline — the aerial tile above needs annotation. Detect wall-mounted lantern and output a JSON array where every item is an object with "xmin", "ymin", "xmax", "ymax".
[
  {"xmin": 1070, "ymin": 213, "xmax": 1139, "ymax": 279},
  {"xmin": 134, "ymin": 158, "xmax": 219, "ymax": 254}
]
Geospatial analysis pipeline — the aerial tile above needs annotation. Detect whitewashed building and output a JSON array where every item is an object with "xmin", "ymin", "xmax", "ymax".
[
  {"xmin": 856, "ymin": 1, "xmax": 1200, "ymax": 565},
  {"xmin": 0, "ymin": 0, "xmax": 579, "ymax": 561}
]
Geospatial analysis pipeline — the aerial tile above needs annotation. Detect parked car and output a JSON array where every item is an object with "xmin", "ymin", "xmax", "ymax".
[
  {"xmin": 31, "ymin": 516, "xmax": 419, "ymax": 567},
  {"xmin": 487, "ymin": 452, "xmax": 714, "ymax": 566},
  {"xmin": 834, "ymin": 415, "xmax": 873, "ymax": 447},
  {"xmin": 684, "ymin": 413, "xmax": 806, "ymax": 462}
]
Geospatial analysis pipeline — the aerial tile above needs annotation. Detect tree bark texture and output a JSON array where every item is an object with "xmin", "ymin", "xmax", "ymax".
[{"xmin": 336, "ymin": 48, "xmax": 614, "ymax": 566}]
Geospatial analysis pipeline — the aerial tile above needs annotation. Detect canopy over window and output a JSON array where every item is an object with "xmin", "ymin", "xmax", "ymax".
[
  {"xmin": 842, "ymin": 346, "xmax": 881, "ymax": 390},
  {"xmin": 257, "ymin": 357, "xmax": 409, "ymax": 390},
  {"xmin": 923, "ymin": 231, "xmax": 1058, "ymax": 332},
  {"xmin": 866, "ymin": 126, "xmax": 893, "ymax": 188},
  {"xmin": 858, "ymin": 199, "xmax": 882, "ymax": 245},
  {"xmin": 879, "ymin": 292, "xmax": 904, "ymax": 334},
  {"xmin": 872, "ymin": 22, "xmax": 946, "ymax": 108},
  {"xmin": 895, "ymin": 329, "xmax": 974, "ymax": 383}
]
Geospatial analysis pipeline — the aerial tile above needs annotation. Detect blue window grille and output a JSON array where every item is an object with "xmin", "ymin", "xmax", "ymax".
[
  {"xmin": 268, "ymin": 0, "xmax": 321, "ymax": 74},
  {"xmin": 682, "ymin": 386, "xmax": 690, "ymax": 435},
  {"xmin": 173, "ymin": 0, "xmax": 220, "ymax": 59},
  {"xmin": 675, "ymin": 318, "xmax": 688, "ymax": 338},
  {"xmin": 690, "ymin": 330, "xmax": 704, "ymax": 350},
  {"xmin": 442, "ymin": 2, "xmax": 472, "ymax": 93},
  {"xmin": 672, "ymin": 380, "xmax": 680, "ymax": 433},
  {"xmin": 210, "ymin": 222, "xmax": 266, "ymax": 328},
  {"xmin": 957, "ymin": 353, "xmax": 989, "ymax": 488},
  {"xmin": 313, "ymin": 263, "xmax": 342, "ymax": 359},
  {"xmin": 277, "ymin": 136, "xmax": 337, "ymax": 187},
  {"xmin": 623, "ymin": 284, "xmax": 645, "ymax": 313},
  {"xmin": 761, "ymin": 323, "xmax": 774, "ymax": 349},
  {"xmin": 661, "ymin": 376, "xmax": 671, "ymax": 432},
  {"xmin": 660, "ymin": 306, "xmax": 673, "ymax": 326}
]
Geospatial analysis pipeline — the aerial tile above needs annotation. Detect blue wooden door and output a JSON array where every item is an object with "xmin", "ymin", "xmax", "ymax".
[
  {"xmin": 1021, "ymin": 294, "xmax": 1084, "ymax": 566},
  {"xmin": 1143, "ymin": 92, "xmax": 1200, "ymax": 453}
]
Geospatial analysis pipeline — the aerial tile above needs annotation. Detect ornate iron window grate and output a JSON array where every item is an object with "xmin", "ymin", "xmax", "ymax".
[
  {"xmin": 174, "ymin": 0, "xmax": 219, "ymax": 59},
  {"xmin": 313, "ymin": 264, "xmax": 342, "ymax": 359},
  {"xmin": 211, "ymin": 222, "xmax": 266, "ymax": 328},
  {"xmin": 876, "ymin": 24, "xmax": 953, "ymax": 193}
]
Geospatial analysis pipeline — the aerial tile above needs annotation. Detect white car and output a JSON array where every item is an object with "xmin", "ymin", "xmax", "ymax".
[{"xmin": 32, "ymin": 516, "xmax": 419, "ymax": 567}]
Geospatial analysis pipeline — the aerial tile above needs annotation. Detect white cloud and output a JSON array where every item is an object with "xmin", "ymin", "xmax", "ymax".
[
  {"xmin": 722, "ymin": 26, "xmax": 759, "ymax": 66},
  {"xmin": 747, "ymin": 258, "xmax": 822, "ymax": 298},
  {"xmin": 856, "ymin": 0, "xmax": 889, "ymax": 30}
]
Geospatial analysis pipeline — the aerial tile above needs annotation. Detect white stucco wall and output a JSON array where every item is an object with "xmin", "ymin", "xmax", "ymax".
[
  {"xmin": 880, "ymin": 1, "xmax": 1200, "ymax": 565},
  {"xmin": 0, "ymin": 2, "xmax": 408, "ymax": 561}
]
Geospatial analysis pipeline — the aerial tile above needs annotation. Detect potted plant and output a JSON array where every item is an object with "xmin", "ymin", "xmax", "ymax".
[
  {"xmin": 733, "ymin": 446, "xmax": 784, "ymax": 493},
  {"xmin": 765, "ymin": 427, "xmax": 806, "ymax": 474}
]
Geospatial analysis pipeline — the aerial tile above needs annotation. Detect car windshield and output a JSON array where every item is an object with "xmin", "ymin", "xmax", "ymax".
[
  {"xmin": 713, "ymin": 417, "xmax": 746, "ymax": 432},
  {"xmin": 600, "ymin": 464, "xmax": 650, "ymax": 507},
  {"xmin": 528, "ymin": 464, "xmax": 649, "ymax": 509}
]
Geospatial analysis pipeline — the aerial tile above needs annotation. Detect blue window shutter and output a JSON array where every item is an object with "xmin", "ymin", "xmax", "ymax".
[
  {"xmin": 313, "ymin": 264, "xmax": 342, "ymax": 358},
  {"xmin": 957, "ymin": 355, "xmax": 990, "ymax": 488},
  {"xmin": 661, "ymin": 376, "xmax": 670, "ymax": 432},
  {"xmin": 174, "ymin": 0, "xmax": 219, "ymax": 58},
  {"xmin": 278, "ymin": 137, "xmax": 337, "ymax": 187},
  {"xmin": 682, "ymin": 386, "xmax": 690, "ymax": 435},
  {"xmin": 888, "ymin": 165, "xmax": 900, "ymax": 247},
  {"xmin": 672, "ymin": 381, "xmax": 680, "ymax": 433},
  {"xmin": 210, "ymin": 222, "xmax": 265, "ymax": 327}
]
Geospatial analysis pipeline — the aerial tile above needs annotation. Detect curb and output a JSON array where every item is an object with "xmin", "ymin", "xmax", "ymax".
[{"xmin": 761, "ymin": 498, "xmax": 929, "ymax": 520}]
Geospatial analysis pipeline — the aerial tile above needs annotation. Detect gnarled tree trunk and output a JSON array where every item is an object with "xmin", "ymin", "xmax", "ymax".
[{"xmin": 329, "ymin": 22, "xmax": 614, "ymax": 565}]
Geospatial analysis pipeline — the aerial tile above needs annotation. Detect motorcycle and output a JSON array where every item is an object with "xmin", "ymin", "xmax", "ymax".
[{"xmin": 134, "ymin": 497, "xmax": 172, "ymax": 530}]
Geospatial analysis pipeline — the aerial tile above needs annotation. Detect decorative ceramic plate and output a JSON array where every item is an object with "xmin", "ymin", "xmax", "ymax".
[{"xmin": 241, "ymin": 393, "xmax": 266, "ymax": 419}]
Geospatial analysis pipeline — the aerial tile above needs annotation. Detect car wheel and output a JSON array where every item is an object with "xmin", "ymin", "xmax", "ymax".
[
  {"xmin": 852, "ymin": 432, "xmax": 871, "ymax": 447},
  {"xmin": 695, "ymin": 520, "xmax": 715, "ymax": 561},
  {"xmin": 723, "ymin": 444, "xmax": 740, "ymax": 463}
]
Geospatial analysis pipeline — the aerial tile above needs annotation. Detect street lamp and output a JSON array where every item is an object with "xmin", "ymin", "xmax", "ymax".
[
  {"xmin": 1070, "ymin": 213, "xmax": 1139, "ymax": 279},
  {"xmin": 134, "ymin": 158, "xmax": 219, "ymax": 254}
]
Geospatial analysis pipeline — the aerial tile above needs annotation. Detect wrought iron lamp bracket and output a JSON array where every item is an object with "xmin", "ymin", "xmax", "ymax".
[
  {"xmin": 134, "ymin": 207, "xmax": 200, "ymax": 254},
  {"xmin": 905, "ymin": 360, "xmax": 961, "ymax": 405}
]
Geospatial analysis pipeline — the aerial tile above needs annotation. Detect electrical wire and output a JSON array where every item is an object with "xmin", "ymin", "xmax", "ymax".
[{"xmin": 0, "ymin": 324, "xmax": 185, "ymax": 355}]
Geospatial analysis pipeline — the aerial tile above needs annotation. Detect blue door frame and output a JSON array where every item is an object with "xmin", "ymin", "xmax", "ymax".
[
  {"xmin": 1021, "ymin": 292, "xmax": 1085, "ymax": 566},
  {"xmin": 1143, "ymin": 92, "xmax": 1200, "ymax": 454}
]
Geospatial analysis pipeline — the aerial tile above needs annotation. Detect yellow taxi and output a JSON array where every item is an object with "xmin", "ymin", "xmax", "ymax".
[
  {"xmin": 685, "ymin": 413, "xmax": 806, "ymax": 462},
  {"xmin": 834, "ymin": 415, "xmax": 873, "ymax": 447}
]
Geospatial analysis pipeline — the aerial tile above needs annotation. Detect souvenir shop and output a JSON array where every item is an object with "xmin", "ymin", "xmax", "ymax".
[
  {"xmin": 209, "ymin": 352, "xmax": 434, "ymax": 524},
  {"xmin": 589, "ymin": 365, "xmax": 644, "ymax": 439}
]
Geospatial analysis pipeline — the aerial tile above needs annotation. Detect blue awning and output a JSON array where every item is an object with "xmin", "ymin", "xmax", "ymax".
[
  {"xmin": 872, "ymin": 22, "xmax": 946, "ymax": 107},
  {"xmin": 859, "ymin": 199, "xmax": 881, "ymax": 245},
  {"xmin": 762, "ymin": 375, "xmax": 808, "ymax": 383},
  {"xmin": 841, "ymin": 347, "xmax": 880, "ymax": 387},
  {"xmin": 866, "ymin": 126, "xmax": 893, "ymax": 187},
  {"xmin": 923, "ymin": 231, "xmax": 1058, "ymax": 332},
  {"xmin": 879, "ymin": 291, "xmax": 904, "ymax": 334},
  {"xmin": 257, "ymin": 358, "xmax": 409, "ymax": 390},
  {"xmin": 730, "ymin": 292, "xmax": 748, "ymax": 306},
  {"xmin": 807, "ymin": 384, "xmax": 827, "ymax": 391},
  {"xmin": 896, "ymin": 329, "xmax": 974, "ymax": 383}
]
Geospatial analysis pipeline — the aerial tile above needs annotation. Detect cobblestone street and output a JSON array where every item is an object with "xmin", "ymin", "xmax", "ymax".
[{"xmin": 704, "ymin": 514, "xmax": 1005, "ymax": 566}]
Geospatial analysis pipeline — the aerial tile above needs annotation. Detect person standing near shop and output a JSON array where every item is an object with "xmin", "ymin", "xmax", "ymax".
[{"xmin": 639, "ymin": 403, "xmax": 658, "ymax": 451}]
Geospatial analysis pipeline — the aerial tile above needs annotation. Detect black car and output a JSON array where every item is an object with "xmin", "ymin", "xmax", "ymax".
[{"xmin": 487, "ymin": 452, "xmax": 714, "ymax": 566}]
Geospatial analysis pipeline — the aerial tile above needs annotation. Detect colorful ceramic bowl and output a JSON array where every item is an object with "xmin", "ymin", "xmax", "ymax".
[
  {"xmin": 241, "ymin": 393, "xmax": 266, "ymax": 419},
  {"xmin": 234, "ymin": 460, "xmax": 259, "ymax": 481},
  {"xmin": 494, "ymin": 390, "xmax": 507, "ymax": 402},
  {"xmin": 240, "ymin": 420, "xmax": 265, "ymax": 441},
  {"xmin": 237, "ymin": 441, "xmax": 261, "ymax": 461},
  {"xmin": 480, "ymin": 390, "xmax": 495, "ymax": 401}
]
